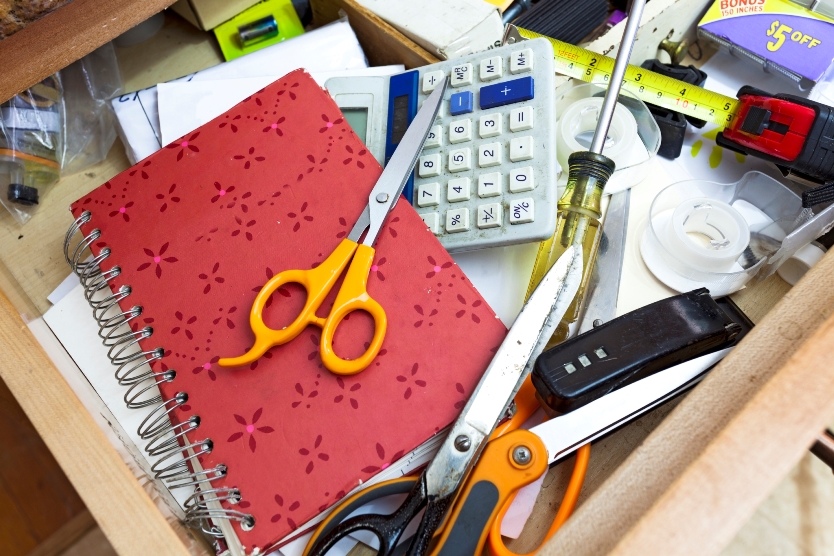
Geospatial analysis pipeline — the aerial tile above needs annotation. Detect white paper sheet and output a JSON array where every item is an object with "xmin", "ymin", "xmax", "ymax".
[
  {"xmin": 42, "ymin": 284, "xmax": 192, "ymax": 512},
  {"xmin": 158, "ymin": 66, "xmax": 404, "ymax": 146},
  {"xmin": 111, "ymin": 20, "xmax": 368, "ymax": 164}
]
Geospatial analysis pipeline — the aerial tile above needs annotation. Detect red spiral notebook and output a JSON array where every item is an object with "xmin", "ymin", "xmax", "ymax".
[{"xmin": 70, "ymin": 70, "xmax": 506, "ymax": 552}]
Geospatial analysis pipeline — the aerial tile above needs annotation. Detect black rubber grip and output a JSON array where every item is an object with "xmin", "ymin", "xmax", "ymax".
[
  {"xmin": 802, "ymin": 182, "xmax": 834, "ymax": 208},
  {"xmin": 433, "ymin": 481, "xmax": 499, "ymax": 556}
]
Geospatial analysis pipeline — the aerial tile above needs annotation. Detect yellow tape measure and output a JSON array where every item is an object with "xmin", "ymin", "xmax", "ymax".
[{"xmin": 515, "ymin": 26, "xmax": 739, "ymax": 128}]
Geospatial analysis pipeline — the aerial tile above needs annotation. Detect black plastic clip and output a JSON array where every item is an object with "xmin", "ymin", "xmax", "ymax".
[
  {"xmin": 8, "ymin": 183, "xmax": 39, "ymax": 206},
  {"xmin": 640, "ymin": 60, "xmax": 708, "ymax": 159}
]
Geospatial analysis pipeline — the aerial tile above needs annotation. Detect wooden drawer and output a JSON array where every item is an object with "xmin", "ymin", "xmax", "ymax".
[{"xmin": 2, "ymin": 3, "xmax": 834, "ymax": 556}]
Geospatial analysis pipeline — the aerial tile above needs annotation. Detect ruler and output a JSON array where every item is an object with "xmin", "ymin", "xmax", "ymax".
[{"xmin": 514, "ymin": 26, "xmax": 739, "ymax": 128}]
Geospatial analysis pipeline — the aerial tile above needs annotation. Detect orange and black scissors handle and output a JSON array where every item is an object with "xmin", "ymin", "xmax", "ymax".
[
  {"xmin": 305, "ymin": 429, "xmax": 551, "ymax": 556},
  {"xmin": 307, "ymin": 473, "xmax": 449, "ymax": 556}
]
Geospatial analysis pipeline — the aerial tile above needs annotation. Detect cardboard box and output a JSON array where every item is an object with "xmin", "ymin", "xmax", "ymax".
[
  {"xmin": 698, "ymin": 0, "xmax": 834, "ymax": 88},
  {"xmin": 353, "ymin": 0, "xmax": 504, "ymax": 59},
  {"xmin": 171, "ymin": 0, "xmax": 262, "ymax": 30},
  {"xmin": 310, "ymin": 0, "xmax": 440, "ymax": 68}
]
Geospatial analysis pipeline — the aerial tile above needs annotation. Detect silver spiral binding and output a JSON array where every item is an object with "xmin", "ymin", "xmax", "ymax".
[{"xmin": 64, "ymin": 211, "xmax": 253, "ymax": 532}]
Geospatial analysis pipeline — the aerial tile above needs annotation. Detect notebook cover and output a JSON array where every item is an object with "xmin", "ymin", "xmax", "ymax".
[{"xmin": 70, "ymin": 70, "xmax": 506, "ymax": 552}]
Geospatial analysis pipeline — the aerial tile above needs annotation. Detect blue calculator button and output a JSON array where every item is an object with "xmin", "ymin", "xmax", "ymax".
[
  {"xmin": 479, "ymin": 77, "xmax": 534, "ymax": 109},
  {"xmin": 450, "ymin": 91, "xmax": 474, "ymax": 115}
]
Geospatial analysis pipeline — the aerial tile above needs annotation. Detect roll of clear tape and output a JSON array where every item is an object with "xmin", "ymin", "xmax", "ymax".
[
  {"xmin": 640, "ymin": 172, "xmax": 830, "ymax": 296},
  {"xmin": 662, "ymin": 198, "xmax": 751, "ymax": 273},
  {"xmin": 556, "ymin": 97, "xmax": 649, "ymax": 193}
]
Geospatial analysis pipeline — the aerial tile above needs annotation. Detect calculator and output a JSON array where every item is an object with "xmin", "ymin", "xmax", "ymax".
[{"xmin": 410, "ymin": 38, "xmax": 557, "ymax": 253}]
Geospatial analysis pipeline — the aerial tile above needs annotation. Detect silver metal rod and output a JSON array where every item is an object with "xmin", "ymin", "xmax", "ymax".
[{"xmin": 589, "ymin": 0, "xmax": 648, "ymax": 154}]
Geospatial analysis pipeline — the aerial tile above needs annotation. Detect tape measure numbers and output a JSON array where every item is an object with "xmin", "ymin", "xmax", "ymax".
[{"xmin": 515, "ymin": 27, "xmax": 739, "ymax": 128}]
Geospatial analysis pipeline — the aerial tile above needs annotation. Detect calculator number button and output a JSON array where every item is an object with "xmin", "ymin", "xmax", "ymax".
[
  {"xmin": 478, "ymin": 172, "xmax": 502, "ymax": 198},
  {"xmin": 449, "ymin": 119, "xmax": 472, "ymax": 144},
  {"xmin": 450, "ymin": 91, "xmax": 474, "ymax": 116},
  {"xmin": 422, "ymin": 70, "xmax": 445, "ymax": 93},
  {"xmin": 510, "ymin": 107, "xmax": 534, "ymax": 132},
  {"xmin": 424, "ymin": 125, "xmax": 442, "ymax": 149},
  {"xmin": 510, "ymin": 48, "xmax": 534, "ymax": 74},
  {"xmin": 451, "ymin": 63, "xmax": 473, "ymax": 87},
  {"xmin": 509, "ymin": 136, "xmax": 534, "ymax": 162},
  {"xmin": 446, "ymin": 207, "xmax": 470, "ymax": 233},
  {"xmin": 448, "ymin": 148, "xmax": 472, "ymax": 172},
  {"xmin": 479, "ymin": 113, "xmax": 502, "ymax": 138},
  {"xmin": 479, "ymin": 56, "xmax": 503, "ymax": 81},
  {"xmin": 447, "ymin": 177, "xmax": 471, "ymax": 202},
  {"xmin": 418, "ymin": 154, "xmax": 441, "ymax": 177},
  {"xmin": 477, "ymin": 203, "xmax": 502, "ymax": 229},
  {"xmin": 510, "ymin": 198, "xmax": 535, "ymax": 224},
  {"xmin": 416, "ymin": 182, "xmax": 440, "ymax": 207},
  {"xmin": 480, "ymin": 76, "xmax": 534, "ymax": 110},
  {"xmin": 421, "ymin": 212, "xmax": 441, "ymax": 235},
  {"xmin": 509, "ymin": 167, "xmax": 535, "ymax": 193},
  {"xmin": 478, "ymin": 143, "xmax": 502, "ymax": 168}
]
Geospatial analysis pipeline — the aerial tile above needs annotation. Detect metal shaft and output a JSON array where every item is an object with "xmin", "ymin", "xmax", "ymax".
[{"xmin": 589, "ymin": 0, "xmax": 648, "ymax": 154}]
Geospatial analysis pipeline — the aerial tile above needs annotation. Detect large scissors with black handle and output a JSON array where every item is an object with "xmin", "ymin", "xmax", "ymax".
[{"xmin": 218, "ymin": 77, "xmax": 449, "ymax": 375}]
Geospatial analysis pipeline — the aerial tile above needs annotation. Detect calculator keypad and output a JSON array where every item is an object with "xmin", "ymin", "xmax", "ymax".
[
  {"xmin": 448, "ymin": 148, "xmax": 471, "ymax": 172},
  {"xmin": 478, "ymin": 172, "xmax": 502, "ymax": 198},
  {"xmin": 510, "ymin": 107, "xmax": 534, "ymax": 132},
  {"xmin": 509, "ymin": 167, "xmax": 535, "ymax": 193},
  {"xmin": 416, "ymin": 182, "xmax": 440, "ymax": 207},
  {"xmin": 446, "ymin": 208, "xmax": 470, "ymax": 232},
  {"xmin": 510, "ymin": 49, "xmax": 534, "ymax": 74},
  {"xmin": 425, "ymin": 125, "xmax": 442, "ymax": 149},
  {"xmin": 478, "ymin": 143, "xmax": 502, "ymax": 167},
  {"xmin": 447, "ymin": 177, "xmax": 471, "ymax": 202},
  {"xmin": 510, "ymin": 136, "xmax": 534, "ymax": 162},
  {"xmin": 422, "ymin": 71, "xmax": 445, "ymax": 93},
  {"xmin": 478, "ymin": 203, "xmax": 502, "ymax": 228},
  {"xmin": 479, "ymin": 56, "xmax": 503, "ymax": 81},
  {"xmin": 451, "ymin": 63, "xmax": 474, "ymax": 87},
  {"xmin": 479, "ymin": 113, "xmax": 502, "ymax": 138},
  {"xmin": 449, "ymin": 119, "xmax": 472, "ymax": 144},
  {"xmin": 418, "ymin": 154, "xmax": 441, "ymax": 178},
  {"xmin": 411, "ymin": 39, "xmax": 556, "ymax": 252}
]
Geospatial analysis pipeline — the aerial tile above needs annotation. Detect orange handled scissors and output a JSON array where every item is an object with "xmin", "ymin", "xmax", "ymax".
[{"xmin": 219, "ymin": 77, "xmax": 449, "ymax": 375}]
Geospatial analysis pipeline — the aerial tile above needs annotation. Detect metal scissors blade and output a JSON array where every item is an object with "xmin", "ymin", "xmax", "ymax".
[
  {"xmin": 530, "ymin": 348, "xmax": 731, "ymax": 464},
  {"xmin": 424, "ymin": 244, "xmax": 584, "ymax": 499},
  {"xmin": 578, "ymin": 189, "xmax": 630, "ymax": 335},
  {"xmin": 348, "ymin": 77, "xmax": 449, "ymax": 246}
]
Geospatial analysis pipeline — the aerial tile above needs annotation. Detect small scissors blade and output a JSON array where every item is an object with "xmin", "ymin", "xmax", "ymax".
[{"xmin": 348, "ymin": 77, "xmax": 449, "ymax": 246}]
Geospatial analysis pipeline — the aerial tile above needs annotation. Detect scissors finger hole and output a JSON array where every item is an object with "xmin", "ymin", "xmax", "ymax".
[
  {"xmin": 329, "ymin": 309, "xmax": 379, "ymax": 361},
  {"xmin": 261, "ymin": 282, "xmax": 308, "ymax": 330},
  {"xmin": 329, "ymin": 493, "xmax": 426, "ymax": 553}
]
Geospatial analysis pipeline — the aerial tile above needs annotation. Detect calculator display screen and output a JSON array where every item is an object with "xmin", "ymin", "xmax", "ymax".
[
  {"xmin": 342, "ymin": 108, "xmax": 369, "ymax": 143},
  {"xmin": 391, "ymin": 95, "xmax": 409, "ymax": 145}
]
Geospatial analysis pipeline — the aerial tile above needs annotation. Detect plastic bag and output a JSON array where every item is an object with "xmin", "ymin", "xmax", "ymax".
[
  {"xmin": 0, "ymin": 43, "xmax": 122, "ymax": 225},
  {"xmin": 60, "ymin": 42, "xmax": 122, "ymax": 174},
  {"xmin": 0, "ymin": 74, "xmax": 62, "ymax": 223}
]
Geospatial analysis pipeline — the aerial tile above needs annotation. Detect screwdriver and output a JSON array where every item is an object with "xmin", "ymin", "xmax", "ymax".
[
  {"xmin": 524, "ymin": 0, "xmax": 647, "ymax": 346},
  {"xmin": 494, "ymin": 0, "xmax": 650, "ymax": 442}
]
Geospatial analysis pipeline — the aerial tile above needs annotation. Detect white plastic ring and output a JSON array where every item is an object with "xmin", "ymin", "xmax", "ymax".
[
  {"xmin": 662, "ymin": 198, "xmax": 750, "ymax": 273},
  {"xmin": 557, "ymin": 97, "xmax": 634, "ymax": 170},
  {"xmin": 776, "ymin": 242, "xmax": 826, "ymax": 285},
  {"xmin": 556, "ymin": 97, "xmax": 651, "ymax": 193}
]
